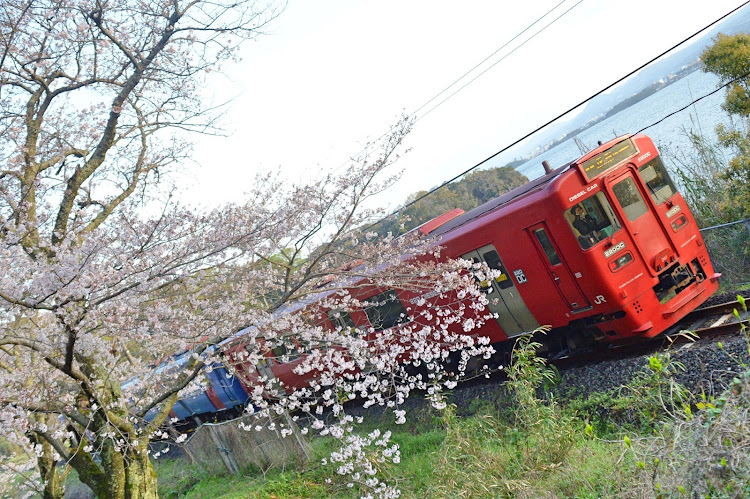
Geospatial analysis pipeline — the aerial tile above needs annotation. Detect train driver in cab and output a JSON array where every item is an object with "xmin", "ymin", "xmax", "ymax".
[{"xmin": 572, "ymin": 203, "xmax": 605, "ymax": 249}]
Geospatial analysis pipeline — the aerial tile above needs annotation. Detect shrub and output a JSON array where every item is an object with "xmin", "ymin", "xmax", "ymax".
[
  {"xmin": 628, "ymin": 368, "xmax": 750, "ymax": 497},
  {"xmin": 504, "ymin": 330, "xmax": 576, "ymax": 468},
  {"xmin": 428, "ymin": 404, "xmax": 509, "ymax": 498}
]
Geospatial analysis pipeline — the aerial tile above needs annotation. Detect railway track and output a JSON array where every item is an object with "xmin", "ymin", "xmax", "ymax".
[
  {"xmin": 549, "ymin": 298, "xmax": 749, "ymax": 370},
  {"xmin": 677, "ymin": 298, "xmax": 749, "ymax": 336}
]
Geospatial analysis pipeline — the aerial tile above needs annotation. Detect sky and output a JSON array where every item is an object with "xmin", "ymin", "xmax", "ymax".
[{"xmin": 184, "ymin": 0, "xmax": 744, "ymax": 212}]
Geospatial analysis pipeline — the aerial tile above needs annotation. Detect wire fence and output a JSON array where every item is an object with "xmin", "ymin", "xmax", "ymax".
[
  {"xmin": 700, "ymin": 218, "xmax": 750, "ymax": 286},
  {"xmin": 176, "ymin": 410, "xmax": 311, "ymax": 476}
]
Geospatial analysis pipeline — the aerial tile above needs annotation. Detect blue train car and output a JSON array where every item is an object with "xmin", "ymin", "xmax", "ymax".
[{"xmin": 137, "ymin": 346, "xmax": 251, "ymax": 425}]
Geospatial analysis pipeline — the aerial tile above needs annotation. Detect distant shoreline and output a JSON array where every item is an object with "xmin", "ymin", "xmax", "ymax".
[{"xmin": 508, "ymin": 61, "xmax": 703, "ymax": 169}]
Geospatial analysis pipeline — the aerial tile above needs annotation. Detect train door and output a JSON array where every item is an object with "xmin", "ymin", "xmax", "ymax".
[
  {"xmin": 462, "ymin": 244, "xmax": 539, "ymax": 336},
  {"xmin": 528, "ymin": 223, "xmax": 590, "ymax": 311},
  {"xmin": 608, "ymin": 170, "xmax": 674, "ymax": 274}
]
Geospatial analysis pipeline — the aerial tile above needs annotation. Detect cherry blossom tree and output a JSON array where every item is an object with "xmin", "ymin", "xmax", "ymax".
[
  {"xmin": 0, "ymin": 115, "xmax": 493, "ymax": 497},
  {"xmin": 0, "ymin": 1, "xmax": 495, "ymax": 497},
  {"xmin": 0, "ymin": 0, "xmax": 281, "ymax": 495}
]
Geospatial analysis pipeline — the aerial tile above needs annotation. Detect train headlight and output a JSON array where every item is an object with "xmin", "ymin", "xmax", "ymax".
[
  {"xmin": 608, "ymin": 251, "xmax": 633, "ymax": 272},
  {"xmin": 671, "ymin": 214, "xmax": 688, "ymax": 231}
]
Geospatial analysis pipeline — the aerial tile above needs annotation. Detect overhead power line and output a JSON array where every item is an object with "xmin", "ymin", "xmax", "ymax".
[
  {"xmin": 332, "ymin": 0, "xmax": 583, "ymax": 174},
  {"xmin": 371, "ymin": 0, "xmax": 750, "ymax": 230},
  {"xmin": 411, "ymin": 0, "xmax": 581, "ymax": 123}
]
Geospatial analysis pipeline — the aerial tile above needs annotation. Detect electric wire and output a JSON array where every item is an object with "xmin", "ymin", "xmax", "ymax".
[
  {"xmin": 410, "ymin": 0, "xmax": 576, "ymax": 121},
  {"xmin": 366, "ymin": 0, "xmax": 750, "ymax": 232},
  {"xmin": 330, "ymin": 0, "xmax": 582, "ymax": 174},
  {"xmin": 414, "ymin": 0, "xmax": 584, "ymax": 125}
]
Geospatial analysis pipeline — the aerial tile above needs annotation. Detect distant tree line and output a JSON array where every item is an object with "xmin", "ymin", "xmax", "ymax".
[
  {"xmin": 665, "ymin": 33, "xmax": 750, "ymax": 285},
  {"xmin": 373, "ymin": 166, "xmax": 529, "ymax": 237},
  {"xmin": 669, "ymin": 32, "xmax": 750, "ymax": 225}
]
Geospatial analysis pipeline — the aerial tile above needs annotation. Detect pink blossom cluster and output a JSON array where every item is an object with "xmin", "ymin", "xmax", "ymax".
[{"xmin": 0, "ymin": 1, "xmax": 497, "ymax": 496}]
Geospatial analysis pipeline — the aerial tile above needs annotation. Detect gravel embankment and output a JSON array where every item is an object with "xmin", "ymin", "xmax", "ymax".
[
  {"xmin": 450, "ymin": 289, "xmax": 750, "ymax": 412},
  {"xmin": 348, "ymin": 289, "xmax": 750, "ymax": 420},
  {"xmin": 561, "ymin": 289, "xmax": 750, "ymax": 397}
]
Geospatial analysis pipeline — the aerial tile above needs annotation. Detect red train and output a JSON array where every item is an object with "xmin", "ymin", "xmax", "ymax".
[
  {"xmin": 417, "ymin": 133, "xmax": 720, "ymax": 354},
  {"xmin": 157, "ymin": 134, "xmax": 720, "ymax": 422}
]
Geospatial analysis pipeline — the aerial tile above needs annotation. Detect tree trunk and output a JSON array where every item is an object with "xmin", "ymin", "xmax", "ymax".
[
  {"xmin": 38, "ymin": 444, "xmax": 64, "ymax": 499},
  {"xmin": 29, "ymin": 428, "xmax": 64, "ymax": 499},
  {"xmin": 78, "ymin": 443, "xmax": 159, "ymax": 499},
  {"xmin": 123, "ymin": 447, "xmax": 159, "ymax": 499}
]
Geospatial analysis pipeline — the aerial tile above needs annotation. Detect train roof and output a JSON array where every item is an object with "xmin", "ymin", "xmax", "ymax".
[
  {"xmin": 423, "ymin": 134, "xmax": 641, "ymax": 241},
  {"xmin": 428, "ymin": 161, "xmax": 573, "ymax": 239}
]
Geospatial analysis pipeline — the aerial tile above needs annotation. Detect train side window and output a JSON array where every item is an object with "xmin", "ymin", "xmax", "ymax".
[
  {"xmin": 638, "ymin": 157, "xmax": 676, "ymax": 205},
  {"xmin": 257, "ymin": 358, "xmax": 274, "ymax": 376},
  {"xmin": 612, "ymin": 177, "xmax": 648, "ymax": 221},
  {"xmin": 363, "ymin": 290, "xmax": 410, "ymax": 331},
  {"xmin": 327, "ymin": 310, "xmax": 355, "ymax": 331},
  {"xmin": 565, "ymin": 193, "xmax": 620, "ymax": 249},
  {"xmin": 270, "ymin": 342, "xmax": 300, "ymax": 363},
  {"xmin": 532, "ymin": 229, "xmax": 561, "ymax": 265},
  {"xmin": 481, "ymin": 250, "xmax": 513, "ymax": 289}
]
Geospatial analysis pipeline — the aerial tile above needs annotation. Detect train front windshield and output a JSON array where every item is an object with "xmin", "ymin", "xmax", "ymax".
[
  {"xmin": 638, "ymin": 157, "xmax": 676, "ymax": 205},
  {"xmin": 565, "ymin": 192, "xmax": 622, "ymax": 249}
]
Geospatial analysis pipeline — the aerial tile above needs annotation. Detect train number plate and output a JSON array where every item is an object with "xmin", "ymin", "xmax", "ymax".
[
  {"xmin": 666, "ymin": 205, "xmax": 681, "ymax": 218},
  {"xmin": 604, "ymin": 241, "xmax": 626, "ymax": 258},
  {"xmin": 513, "ymin": 269, "xmax": 527, "ymax": 284}
]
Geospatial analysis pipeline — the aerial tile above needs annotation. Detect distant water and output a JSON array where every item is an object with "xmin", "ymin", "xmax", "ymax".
[{"xmin": 515, "ymin": 70, "xmax": 732, "ymax": 180}]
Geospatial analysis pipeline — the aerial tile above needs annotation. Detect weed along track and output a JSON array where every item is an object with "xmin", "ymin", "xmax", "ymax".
[
  {"xmin": 441, "ymin": 292, "xmax": 750, "ymax": 417},
  {"xmin": 545, "ymin": 293, "xmax": 750, "ymax": 405}
]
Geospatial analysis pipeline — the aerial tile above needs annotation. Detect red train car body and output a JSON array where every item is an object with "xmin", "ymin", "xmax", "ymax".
[
  {"xmin": 222, "ymin": 133, "xmax": 719, "ymax": 397},
  {"xmin": 425, "ymin": 133, "xmax": 719, "ymax": 352}
]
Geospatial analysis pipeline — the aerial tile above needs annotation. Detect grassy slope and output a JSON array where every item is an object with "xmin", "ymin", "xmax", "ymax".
[
  {"xmin": 156, "ymin": 315, "xmax": 750, "ymax": 498},
  {"xmin": 155, "ymin": 409, "xmax": 634, "ymax": 498}
]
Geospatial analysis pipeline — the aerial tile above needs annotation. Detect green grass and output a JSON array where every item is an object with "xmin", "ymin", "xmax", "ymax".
[
  {"xmin": 155, "ymin": 421, "xmax": 447, "ymax": 498},
  {"xmin": 154, "ymin": 338, "xmax": 649, "ymax": 498},
  {"xmin": 154, "ymin": 408, "xmax": 637, "ymax": 499}
]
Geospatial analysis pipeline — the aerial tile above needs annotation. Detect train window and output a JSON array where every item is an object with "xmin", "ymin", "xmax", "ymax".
[
  {"xmin": 467, "ymin": 257, "xmax": 492, "ymax": 293},
  {"xmin": 565, "ymin": 193, "xmax": 620, "ymax": 250},
  {"xmin": 270, "ymin": 342, "xmax": 300, "ymax": 363},
  {"xmin": 327, "ymin": 310, "xmax": 355, "ymax": 331},
  {"xmin": 612, "ymin": 177, "xmax": 648, "ymax": 221},
  {"xmin": 638, "ymin": 157, "xmax": 676, "ymax": 205},
  {"xmin": 532, "ymin": 229, "xmax": 562, "ymax": 265},
  {"xmin": 363, "ymin": 290, "xmax": 410, "ymax": 331},
  {"xmin": 481, "ymin": 250, "xmax": 513, "ymax": 290},
  {"xmin": 257, "ymin": 358, "xmax": 275, "ymax": 376}
]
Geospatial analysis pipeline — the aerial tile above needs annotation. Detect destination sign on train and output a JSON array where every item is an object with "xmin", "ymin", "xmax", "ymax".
[{"xmin": 579, "ymin": 138, "xmax": 637, "ymax": 181}]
